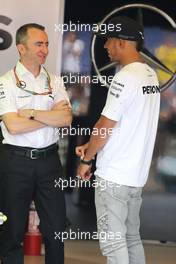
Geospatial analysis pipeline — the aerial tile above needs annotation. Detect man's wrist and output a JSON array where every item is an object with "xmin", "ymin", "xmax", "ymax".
[
  {"xmin": 80, "ymin": 157, "xmax": 93, "ymax": 166},
  {"xmin": 29, "ymin": 109, "xmax": 35, "ymax": 120}
]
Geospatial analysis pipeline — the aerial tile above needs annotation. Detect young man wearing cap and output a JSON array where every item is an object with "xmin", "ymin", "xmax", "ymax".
[{"xmin": 76, "ymin": 16, "xmax": 160, "ymax": 264}]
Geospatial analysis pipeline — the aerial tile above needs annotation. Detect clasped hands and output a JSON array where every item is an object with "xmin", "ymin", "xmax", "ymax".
[{"xmin": 75, "ymin": 142, "xmax": 93, "ymax": 181}]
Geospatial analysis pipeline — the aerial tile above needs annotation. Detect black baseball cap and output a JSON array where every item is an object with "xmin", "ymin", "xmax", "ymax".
[{"xmin": 94, "ymin": 16, "xmax": 144, "ymax": 42}]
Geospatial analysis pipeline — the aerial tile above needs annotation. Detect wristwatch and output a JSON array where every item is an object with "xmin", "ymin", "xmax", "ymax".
[
  {"xmin": 29, "ymin": 109, "xmax": 35, "ymax": 120},
  {"xmin": 80, "ymin": 157, "xmax": 93, "ymax": 166}
]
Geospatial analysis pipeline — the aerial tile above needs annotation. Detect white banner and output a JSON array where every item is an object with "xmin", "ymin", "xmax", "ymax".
[{"xmin": 0, "ymin": 0, "xmax": 65, "ymax": 75}]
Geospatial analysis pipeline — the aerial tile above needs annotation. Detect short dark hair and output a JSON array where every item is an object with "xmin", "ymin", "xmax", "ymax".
[{"xmin": 16, "ymin": 23, "xmax": 45, "ymax": 45}]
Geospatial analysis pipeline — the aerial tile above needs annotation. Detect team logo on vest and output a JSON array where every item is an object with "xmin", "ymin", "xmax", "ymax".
[
  {"xmin": 0, "ymin": 90, "xmax": 5, "ymax": 99},
  {"xmin": 110, "ymin": 91, "xmax": 120, "ymax": 98},
  {"xmin": 142, "ymin": 85, "xmax": 160, "ymax": 95}
]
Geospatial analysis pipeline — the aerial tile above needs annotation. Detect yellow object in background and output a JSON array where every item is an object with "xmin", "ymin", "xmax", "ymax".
[{"xmin": 155, "ymin": 44, "xmax": 176, "ymax": 84}]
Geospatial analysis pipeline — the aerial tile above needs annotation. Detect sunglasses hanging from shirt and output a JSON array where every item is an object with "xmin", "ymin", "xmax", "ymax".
[{"xmin": 13, "ymin": 66, "xmax": 52, "ymax": 95}]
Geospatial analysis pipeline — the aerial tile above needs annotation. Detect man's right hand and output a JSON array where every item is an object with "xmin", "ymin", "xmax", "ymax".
[
  {"xmin": 75, "ymin": 142, "xmax": 89, "ymax": 159},
  {"xmin": 52, "ymin": 100, "xmax": 71, "ymax": 111}
]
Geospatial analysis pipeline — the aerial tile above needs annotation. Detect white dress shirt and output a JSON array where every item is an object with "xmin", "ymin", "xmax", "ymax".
[{"xmin": 0, "ymin": 61, "xmax": 69, "ymax": 148}]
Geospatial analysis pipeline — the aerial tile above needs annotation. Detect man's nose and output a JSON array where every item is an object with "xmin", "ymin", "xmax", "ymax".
[{"xmin": 42, "ymin": 45, "xmax": 48, "ymax": 54}]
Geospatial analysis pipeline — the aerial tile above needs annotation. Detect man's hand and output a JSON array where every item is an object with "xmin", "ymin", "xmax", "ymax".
[
  {"xmin": 77, "ymin": 163, "xmax": 92, "ymax": 181},
  {"xmin": 75, "ymin": 142, "xmax": 89, "ymax": 158},
  {"xmin": 52, "ymin": 100, "xmax": 71, "ymax": 111},
  {"xmin": 75, "ymin": 116, "xmax": 117, "ymax": 181},
  {"xmin": 76, "ymin": 142, "xmax": 92, "ymax": 181}
]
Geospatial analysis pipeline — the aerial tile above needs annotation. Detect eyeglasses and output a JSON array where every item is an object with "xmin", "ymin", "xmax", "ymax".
[{"xmin": 14, "ymin": 66, "xmax": 52, "ymax": 95}]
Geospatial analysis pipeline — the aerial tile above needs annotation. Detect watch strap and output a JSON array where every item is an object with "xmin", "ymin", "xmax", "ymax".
[
  {"xmin": 80, "ymin": 158, "xmax": 93, "ymax": 165},
  {"xmin": 30, "ymin": 109, "xmax": 35, "ymax": 120}
]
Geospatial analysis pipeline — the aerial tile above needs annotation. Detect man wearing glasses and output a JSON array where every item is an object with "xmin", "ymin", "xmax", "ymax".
[{"xmin": 0, "ymin": 23, "xmax": 72, "ymax": 264}]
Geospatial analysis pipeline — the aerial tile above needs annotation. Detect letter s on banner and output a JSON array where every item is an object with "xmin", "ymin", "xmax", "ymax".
[{"xmin": 0, "ymin": 15, "xmax": 13, "ymax": 50}]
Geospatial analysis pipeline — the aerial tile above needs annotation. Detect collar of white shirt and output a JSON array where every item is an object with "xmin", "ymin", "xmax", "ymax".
[{"xmin": 15, "ymin": 61, "xmax": 47, "ymax": 80}]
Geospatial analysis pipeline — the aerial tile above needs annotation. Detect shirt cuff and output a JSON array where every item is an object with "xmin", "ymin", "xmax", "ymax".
[{"xmin": 0, "ymin": 109, "xmax": 18, "ymax": 116}]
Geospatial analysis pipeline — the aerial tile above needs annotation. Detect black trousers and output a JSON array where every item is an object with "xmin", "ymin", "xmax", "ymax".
[{"xmin": 0, "ymin": 146, "xmax": 66, "ymax": 264}]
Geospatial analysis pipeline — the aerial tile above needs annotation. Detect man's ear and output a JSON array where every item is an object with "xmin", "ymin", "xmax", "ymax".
[
  {"xmin": 16, "ymin": 44, "xmax": 26, "ymax": 55},
  {"xmin": 119, "ymin": 39, "xmax": 126, "ymax": 49}
]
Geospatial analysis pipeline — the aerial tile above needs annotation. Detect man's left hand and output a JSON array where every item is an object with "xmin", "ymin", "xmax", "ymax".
[{"xmin": 77, "ymin": 163, "xmax": 92, "ymax": 181}]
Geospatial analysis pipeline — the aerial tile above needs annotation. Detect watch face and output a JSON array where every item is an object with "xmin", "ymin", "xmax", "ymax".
[{"xmin": 30, "ymin": 110, "xmax": 35, "ymax": 120}]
